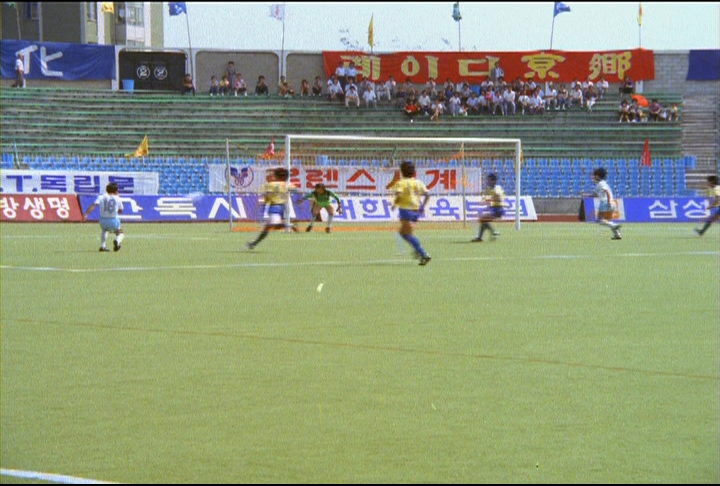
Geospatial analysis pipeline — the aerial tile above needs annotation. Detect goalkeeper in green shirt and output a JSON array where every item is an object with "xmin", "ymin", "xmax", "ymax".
[{"xmin": 302, "ymin": 183, "xmax": 343, "ymax": 233}]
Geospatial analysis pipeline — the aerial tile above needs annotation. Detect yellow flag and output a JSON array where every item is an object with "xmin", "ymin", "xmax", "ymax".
[
  {"xmin": 126, "ymin": 135, "xmax": 148, "ymax": 158},
  {"xmin": 637, "ymin": 2, "xmax": 643, "ymax": 26},
  {"xmin": 102, "ymin": 2, "xmax": 114, "ymax": 14},
  {"xmin": 368, "ymin": 14, "xmax": 374, "ymax": 49}
]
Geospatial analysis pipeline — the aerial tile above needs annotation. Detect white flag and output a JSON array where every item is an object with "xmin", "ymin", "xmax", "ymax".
[{"xmin": 269, "ymin": 4, "xmax": 285, "ymax": 21}]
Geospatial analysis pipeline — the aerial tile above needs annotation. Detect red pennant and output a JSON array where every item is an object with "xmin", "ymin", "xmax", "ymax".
[{"xmin": 640, "ymin": 138, "xmax": 652, "ymax": 167}]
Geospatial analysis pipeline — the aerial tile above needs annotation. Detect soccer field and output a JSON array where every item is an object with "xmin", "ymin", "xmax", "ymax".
[{"xmin": 1, "ymin": 222, "xmax": 718, "ymax": 484}]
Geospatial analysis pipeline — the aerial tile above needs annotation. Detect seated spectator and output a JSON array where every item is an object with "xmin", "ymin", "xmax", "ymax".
[
  {"xmin": 312, "ymin": 76, "xmax": 324, "ymax": 96},
  {"xmin": 255, "ymin": 75, "xmax": 269, "ymax": 96},
  {"xmin": 596, "ymin": 76, "xmax": 609, "ymax": 100},
  {"xmin": 618, "ymin": 99, "xmax": 632, "ymax": 122},
  {"xmin": 667, "ymin": 103, "xmax": 679, "ymax": 122},
  {"xmin": 345, "ymin": 84, "xmax": 360, "ymax": 108},
  {"xmin": 543, "ymin": 82, "xmax": 557, "ymax": 110},
  {"xmin": 555, "ymin": 84, "xmax": 568, "ymax": 110},
  {"xmin": 376, "ymin": 78, "xmax": 391, "ymax": 103},
  {"xmin": 209, "ymin": 75, "xmax": 220, "ymax": 96},
  {"xmin": 517, "ymin": 90, "xmax": 531, "ymax": 115},
  {"xmin": 629, "ymin": 98, "xmax": 644, "ymax": 122},
  {"xmin": 278, "ymin": 76, "xmax": 295, "ymax": 97},
  {"xmin": 345, "ymin": 61, "xmax": 358, "ymax": 85},
  {"xmin": 418, "ymin": 89, "xmax": 433, "ymax": 115},
  {"xmin": 299, "ymin": 79, "xmax": 311, "ymax": 97},
  {"xmin": 425, "ymin": 77, "xmax": 438, "ymax": 97},
  {"xmin": 491, "ymin": 88, "xmax": 504, "ymax": 115},
  {"xmin": 219, "ymin": 75, "xmax": 231, "ymax": 96},
  {"xmin": 233, "ymin": 73, "xmax": 247, "ymax": 97},
  {"xmin": 466, "ymin": 91, "xmax": 481, "ymax": 116},
  {"xmin": 502, "ymin": 86, "xmax": 516, "ymax": 115},
  {"xmin": 328, "ymin": 76, "xmax": 344, "ymax": 102},
  {"xmin": 448, "ymin": 91, "xmax": 463, "ymax": 116},
  {"xmin": 430, "ymin": 96, "xmax": 445, "ymax": 121},
  {"xmin": 584, "ymin": 82, "xmax": 598, "ymax": 112},
  {"xmin": 569, "ymin": 84, "xmax": 583, "ymax": 109},
  {"xmin": 460, "ymin": 82, "xmax": 473, "ymax": 104},
  {"xmin": 619, "ymin": 76, "xmax": 634, "ymax": 95},
  {"xmin": 362, "ymin": 84, "xmax": 377, "ymax": 109},
  {"xmin": 403, "ymin": 95, "xmax": 421, "ymax": 123},
  {"xmin": 182, "ymin": 73, "xmax": 196, "ymax": 95},
  {"xmin": 528, "ymin": 89, "xmax": 545, "ymax": 115},
  {"xmin": 334, "ymin": 61, "xmax": 347, "ymax": 90},
  {"xmin": 648, "ymin": 98, "xmax": 663, "ymax": 121},
  {"xmin": 443, "ymin": 78, "xmax": 455, "ymax": 100},
  {"xmin": 225, "ymin": 61, "xmax": 238, "ymax": 88},
  {"xmin": 395, "ymin": 80, "xmax": 409, "ymax": 105}
]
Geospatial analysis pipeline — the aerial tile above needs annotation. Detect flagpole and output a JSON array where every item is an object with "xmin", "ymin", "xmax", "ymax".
[
  {"xmin": 281, "ymin": 3, "xmax": 286, "ymax": 77},
  {"xmin": 185, "ymin": 9, "xmax": 194, "ymax": 85},
  {"xmin": 550, "ymin": 15, "xmax": 556, "ymax": 50},
  {"xmin": 458, "ymin": 18, "xmax": 461, "ymax": 52}
]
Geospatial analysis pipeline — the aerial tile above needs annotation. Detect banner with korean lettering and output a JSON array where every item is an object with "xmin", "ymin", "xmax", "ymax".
[
  {"xmin": 1, "ymin": 40, "xmax": 115, "ymax": 81},
  {"xmin": 77, "ymin": 194, "xmax": 537, "ymax": 222},
  {"xmin": 583, "ymin": 197, "xmax": 708, "ymax": 223},
  {"xmin": 1, "ymin": 170, "xmax": 160, "ymax": 195},
  {"xmin": 322, "ymin": 48, "xmax": 654, "ymax": 84},
  {"xmin": 209, "ymin": 165, "xmax": 483, "ymax": 195},
  {"xmin": 0, "ymin": 194, "xmax": 83, "ymax": 222}
]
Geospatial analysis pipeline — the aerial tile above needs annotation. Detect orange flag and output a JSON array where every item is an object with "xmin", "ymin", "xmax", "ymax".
[{"xmin": 640, "ymin": 138, "xmax": 652, "ymax": 167}]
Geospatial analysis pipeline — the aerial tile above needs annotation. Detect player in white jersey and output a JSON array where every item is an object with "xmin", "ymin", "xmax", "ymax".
[
  {"xmin": 83, "ymin": 182, "xmax": 125, "ymax": 251},
  {"xmin": 592, "ymin": 168, "xmax": 622, "ymax": 240}
]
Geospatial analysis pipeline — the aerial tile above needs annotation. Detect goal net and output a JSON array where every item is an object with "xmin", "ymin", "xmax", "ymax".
[{"xmin": 223, "ymin": 134, "xmax": 523, "ymax": 230}]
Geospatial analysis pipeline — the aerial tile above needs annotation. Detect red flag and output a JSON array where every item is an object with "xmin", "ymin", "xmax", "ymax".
[
  {"xmin": 260, "ymin": 136, "xmax": 275, "ymax": 159},
  {"xmin": 640, "ymin": 138, "xmax": 652, "ymax": 167}
]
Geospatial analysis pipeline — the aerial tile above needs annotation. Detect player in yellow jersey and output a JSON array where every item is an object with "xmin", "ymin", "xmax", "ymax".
[
  {"xmin": 246, "ymin": 167, "xmax": 295, "ymax": 250},
  {"xmin": 472, "ymin": 173, "xmax": 505, "ymax": 242},
  {"xmin": 391, "ymin": 161, "xmax": 431, "ymax": 265},
  {"xmin": 695, "ymin": 175, "xmax": 719, "ymax": 236}
]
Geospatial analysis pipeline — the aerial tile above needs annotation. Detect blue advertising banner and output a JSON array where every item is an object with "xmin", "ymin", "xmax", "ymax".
[
  {"xmin": 687, "ymin": 49, "xmax": 720, "ymax": 81},
  {"xmin": 583, "ymin": 197, "xmax": 710, "ymax": 223},
  {"xmin": 1, "ymin": 40, "xmax": 115, "ymax": 81},
  {"xmin": 79, "ymin": 195, "xmax": 538, "ymax": 223},
  {"xmin": 2, "ymin": 170, "xmax": 159, "ymax": 195}
]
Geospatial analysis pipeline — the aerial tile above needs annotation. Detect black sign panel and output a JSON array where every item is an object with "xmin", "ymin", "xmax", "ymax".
[{"xmin": 119, "ymin": 50, "xmax": 187, "ymax": 92}]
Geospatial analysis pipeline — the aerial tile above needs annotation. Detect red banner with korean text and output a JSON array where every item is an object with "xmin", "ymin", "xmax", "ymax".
[
  {"xmin": 323, "ymin": 49, "xmax": 654, "ymax": 84},
  {"xmin": 1, "ymin": 194, "xmax": 83, "ymax": 222}
]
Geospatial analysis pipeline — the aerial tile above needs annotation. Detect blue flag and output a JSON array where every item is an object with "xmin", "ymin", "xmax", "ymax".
[
  {"xmin": 554, "ymin": 2, "xmax": 570, "ymax": 17},
  {"xmin": 452, "ymin": 2, "xmax": 462, "ymax": 22},
  {"xmin": 168, "ymin": 2, "xmax": 187, "ymax": 16}
]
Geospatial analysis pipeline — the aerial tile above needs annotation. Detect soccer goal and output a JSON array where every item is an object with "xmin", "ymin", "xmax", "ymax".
[{"xmin": 281, "ymin": 134, "xmax": 523, "ymax": 229}]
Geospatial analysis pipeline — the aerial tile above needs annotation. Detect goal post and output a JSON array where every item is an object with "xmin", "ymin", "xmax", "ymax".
[{"xmin": 282, "ymin": 134, "xmax": 523, "ymax": 230}]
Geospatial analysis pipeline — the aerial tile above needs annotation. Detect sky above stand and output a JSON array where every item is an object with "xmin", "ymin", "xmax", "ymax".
[{"xmin": 163, "ymin": 2, "xmax": 719, "ymax": 52}]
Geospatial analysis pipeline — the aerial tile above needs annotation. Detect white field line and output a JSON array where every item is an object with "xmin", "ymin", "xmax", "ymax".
[
  {"xmin": 1, "ymin": 468, "xmax": 117, "ymax": 484},
  {"xmin": 1, "ymin": 251, "xmax": 717, "ymax": 273}
]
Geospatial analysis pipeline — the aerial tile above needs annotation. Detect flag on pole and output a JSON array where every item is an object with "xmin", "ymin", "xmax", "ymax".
[
  {"xmin": 269, "ymin": 4, "xmax": 285, "ymax": 21},
  {"xmin": 260, "ymin": 136, "xmax": 276, "ymax": 159},
  {"xmin": 368, "ymin": 14, "xmax": 374, "ymax": 49},
  {"xmin": 126, "ymin": 135, "xmax": 149, "ymax": 158},
  {"xmin": 640, "ymin": 138, "xmax": 652, "ymax": 167},
  {"xmin": 637, "ymin": 2, "xmax": 643, "ymax": 26},
  {"xmin": 5, "ymin": 2, "xmax": 17, "ymax": 8},
  {"xmin": 101, "ymin": 2, "xmax": 114, "ymax": 14},
  {"xmin": 452, "ymin": 2, "xmax": 462, "ymax": 21},
  {"xmin": 553, "ymin": 1, "xmax": 571, "ymax": 17},
  {"xmin": 168, "ymin": 2, "xmax": 186, "ymax": 16}
]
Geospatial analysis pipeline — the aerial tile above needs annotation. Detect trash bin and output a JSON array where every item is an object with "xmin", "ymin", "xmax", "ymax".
[{"xmin": 122, "ymin": 79, "xmax": 135, "ymax": 92}]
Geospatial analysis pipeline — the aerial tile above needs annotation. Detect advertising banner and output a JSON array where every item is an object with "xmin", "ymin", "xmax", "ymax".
[
  {"xmin": 1, "ymin": 170, "xmax": 160, "ymax": 195},
  {"xmin": 0, "ymin": 194, "xmax": 82, "ymax": 221},
  {"xmin": 583, "ymin": 197, "xmax": 710, "ymax": 223},
  {"xmin": 79, "ymin": 194, "xmax": 537, "ymax": 223},
  {"xmin": 323, "ymin": 48, "xmax": 654, "ymax": 84},
  {"xmin": 209, "ymin": 165, "xmax": 483, "ymax": 195}
]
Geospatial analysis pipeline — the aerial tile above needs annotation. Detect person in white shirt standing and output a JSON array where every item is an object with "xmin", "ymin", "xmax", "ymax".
[
  {"xmin": 83, "ymin": 182, "xmax": 126, "ymax": 252},
  {"xmin": 13, "ymin": 53, "xmax": 25, "ymax": 88}
]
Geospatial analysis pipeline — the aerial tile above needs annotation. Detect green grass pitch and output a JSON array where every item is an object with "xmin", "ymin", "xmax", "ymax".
[{"xmin": 1, "ymin": 221, "xmax": 718, "ymax": 484}]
